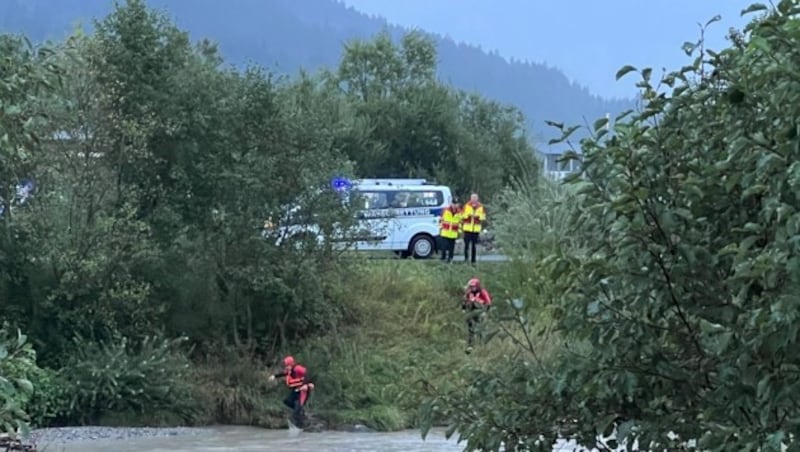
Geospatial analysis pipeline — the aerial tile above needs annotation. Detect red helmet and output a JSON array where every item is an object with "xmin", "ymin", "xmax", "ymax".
[
  {"xmin": 294, "ymin": 365, "xmax": 306, "ymax": 378},
  {"xmin": 468, "ymin": 278, "xmax": 480, "ymax": 288},
  {"xmin": 283, "ymin": 356, "xmax": 295, "ymax": 367}
]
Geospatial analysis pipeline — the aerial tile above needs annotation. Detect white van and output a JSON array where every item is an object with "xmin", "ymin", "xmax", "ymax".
[{"xmin": 272, "ymin": 178, "xmax": 454, "ymax": 259}]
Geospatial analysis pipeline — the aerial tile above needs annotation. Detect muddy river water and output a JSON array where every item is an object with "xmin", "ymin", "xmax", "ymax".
[
  {"xmin": 45, "ymin": 426, "xmax": 462, "ymax": 452},
  {"xmin": 33, "ymin": 425, "xmax": 605, "ymax": 451}
]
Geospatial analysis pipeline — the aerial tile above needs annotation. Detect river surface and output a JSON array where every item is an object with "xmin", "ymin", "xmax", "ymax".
[
  {"xmin": 46, "ymin": 426, "xmax": 463, "ymax": 452},
  {"xmin": 36, "ymin": 426, "xmax": 608, "ymax": 451}
]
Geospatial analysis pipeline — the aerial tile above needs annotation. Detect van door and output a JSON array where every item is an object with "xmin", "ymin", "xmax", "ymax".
[
  {"xmin": 392, "ymin": 189, "xmax": 446, "ymax": 251},
  {"xmin": 350, "ymin": 190, "xmax": 394, "ymax": 249}
]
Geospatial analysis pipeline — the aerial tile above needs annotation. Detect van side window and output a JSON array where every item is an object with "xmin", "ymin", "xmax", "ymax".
[
  {"xmin": 391, "ymin": 191, "xmax": 410, "ymax": 208},
  {"xmin": 354, "ymin": 189, "xmax": 444, "ymax": 209},
  {"xmin": 355, "ymin": 191, "xmax": 389, "ymax": 210},
  {"xmin": 414, "ymin": 191, "xmax": 444, "ymax": 207},
  {"xmin": 408, "ymin": 191, "xmax": 444, "ymax": 207}
]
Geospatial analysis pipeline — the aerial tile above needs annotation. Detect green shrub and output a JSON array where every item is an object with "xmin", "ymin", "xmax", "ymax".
[
  {"xmin": 59, "ymin": 335, "xmax": 202, "ymax": 425},
  {"xmin": 21, "ymin": 366, "xmax": 71, "ymax": 428},
  {"xmin": 0, "ymin": 323, "xmax": 72, "ymax": 430},
  {"xmin": 193, "ymin": 346, "xmax": 285, "ymax": 428},
  {"xmin": 0, "ymin": 324, "xmax": 37, "ymax": 438}
]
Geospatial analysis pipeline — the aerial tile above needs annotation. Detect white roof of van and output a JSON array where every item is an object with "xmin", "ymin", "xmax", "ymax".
[{"xmin": 353, "ymin": 178, "xmax": 448, "ymax": 189}]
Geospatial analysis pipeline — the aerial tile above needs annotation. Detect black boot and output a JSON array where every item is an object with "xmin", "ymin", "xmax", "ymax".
[{"xmin": 292, "ymin": 402, "xmax": 306, "ymax": 428}]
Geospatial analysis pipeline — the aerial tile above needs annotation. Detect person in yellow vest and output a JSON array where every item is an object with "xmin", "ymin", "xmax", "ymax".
[
  {"xmin": 461, "ymin": 193, "xmax": 486, "ymax": 264},
  {"xmin": 438, "ymin": 197, "xmax": 461, "ymax": 262}
]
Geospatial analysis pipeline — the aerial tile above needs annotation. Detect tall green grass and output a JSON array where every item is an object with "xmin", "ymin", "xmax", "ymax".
[
  {"xmin": 291, "ymin": 260, "xmax": 520, "ymax": 430},
  {"xmin": 189, "ymin": 259, "xmax": 555, "ymax": 432}
]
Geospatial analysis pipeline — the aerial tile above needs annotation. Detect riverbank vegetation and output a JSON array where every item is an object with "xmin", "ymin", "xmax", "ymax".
[
  {"xmin": 420, "ymin": 2, "xmax": 800, "ymax": 451},
  {"xmin": 0, "ymin": 0, "xmax": 537, "ymax": 438}
]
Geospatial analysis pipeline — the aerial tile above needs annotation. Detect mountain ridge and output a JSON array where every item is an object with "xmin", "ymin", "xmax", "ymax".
[{"xmin": 0, "ymin": 0, "xmax": 635, "ymax": 145}]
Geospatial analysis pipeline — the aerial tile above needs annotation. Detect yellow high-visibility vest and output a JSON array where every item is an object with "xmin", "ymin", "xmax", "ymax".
[
  {"xmin": 439, "ymin": 207, "xmax": 461, "ymax": 239},
  {"xmin": 461, "ymin": 203, "xmax": 486, "ymax": 233}
]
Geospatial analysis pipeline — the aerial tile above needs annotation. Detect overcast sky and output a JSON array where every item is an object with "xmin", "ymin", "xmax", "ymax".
[{"xmin": 340, "ymin": 0, "xmax": 753, "ymax": 99}]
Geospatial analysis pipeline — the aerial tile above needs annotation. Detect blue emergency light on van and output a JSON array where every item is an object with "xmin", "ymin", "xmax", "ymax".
[{"xmin": 330, "ymin": 177, "xmax": 352, "ymax": 192}]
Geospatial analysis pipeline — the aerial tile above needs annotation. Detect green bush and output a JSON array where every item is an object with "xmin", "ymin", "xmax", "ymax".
[
  {"xmin": 192, "ymin": 346, "xmax": 285, "ymax": 428},
  {"xmin": 20, "ymin": 365, "xmax": 71, "ymax": 428},
  {"xmin": 0, "ymin": 324, "xmax": 72, "ymax": 430},
  {"xmin": 0, "ymin": 324, "xmax": 37, "ymax": 438},
  {"xmin": 59, "ymin": 335, "xmax": 202, "ymax": 425}
]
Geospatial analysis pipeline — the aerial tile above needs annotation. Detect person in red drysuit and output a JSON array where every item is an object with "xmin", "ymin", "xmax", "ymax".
[
  {"xmin": 268, "ymin": 356, "xmax": 315, "ymax": 427},
  {"xmin": 462, "ymin": 277, "xmax": 492, "ymax": 351}
]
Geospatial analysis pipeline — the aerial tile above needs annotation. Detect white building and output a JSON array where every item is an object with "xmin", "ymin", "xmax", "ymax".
[
  {"xmin": 536, "ymin": 113, "xmax": 610, "ymax": 180},
  {"xmin": 538, "ymin": 150, "xmax": 582, "ymax": 180}
]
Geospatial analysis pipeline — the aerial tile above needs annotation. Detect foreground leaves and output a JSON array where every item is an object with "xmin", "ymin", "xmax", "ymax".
[
  {"xmin": 423, "ymin": 2, "xmax": 800, "ymax": 451},
  {"xmin": 0, "ymin": 325, "xmax": 38, "ymax": 439}
]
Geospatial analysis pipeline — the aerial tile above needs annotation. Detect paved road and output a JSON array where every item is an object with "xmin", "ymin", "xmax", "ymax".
[
  {"xmin": 433, "ymin": 242, "xmax": 508, "ymax": 262},
  {"xmin": 421, "ymin": 253, "xmax": 508, "ymax": 262},
  {"xmin": 358, "ymin": 243, "xmax": 509, "ymax": 262},
  {"xmin": 363, "ymin": 253, "xmax": 508, "ymax": 262},
  {"xmin": 474, "ymin": 253, "xmax": 508, "ymax": 262}
]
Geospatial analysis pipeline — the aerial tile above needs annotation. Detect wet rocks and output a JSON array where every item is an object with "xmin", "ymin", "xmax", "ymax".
[
  {"xmin": 350, "ymin": 424, "xmax": 375, "ymax": 433},
  {"xmin": 333, "ymin": 423, "xmax": 375, "ymax": 433},
  {"xmin": 28, "ymin": 426, "xmax": 212, "ymax": 445},
  {"xmin": 19, "ymin": 422, "xmax": 377, "ymax": 447},
  {"xmin": 0, "ymin": 434, "xmax": 37, "ymax": 452}
]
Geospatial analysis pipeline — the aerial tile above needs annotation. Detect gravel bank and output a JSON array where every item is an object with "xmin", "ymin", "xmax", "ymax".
[{"xmin": 29, "ymin": 426, "xmax": 213, "ymax": 445}]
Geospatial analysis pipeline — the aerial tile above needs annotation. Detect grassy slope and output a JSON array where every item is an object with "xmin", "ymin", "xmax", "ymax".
[
  {"xmin": 172, "ymin": 259, "xmax": 514, "ymax": 432},
  {"xmin": 285, "ymin": 259, "xmax": 511, "ymax": 430}
]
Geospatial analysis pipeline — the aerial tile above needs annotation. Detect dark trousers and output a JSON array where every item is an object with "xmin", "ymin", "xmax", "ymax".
[
  {"xmin": 465, "ymin": 309, "xmax": 484, "ymax": 346},
  {"xmin": 439, "ymin": 236, "xmax": 456, "ymax": 261},
  {"xmin": 283, "ymin": 389, "xmax": 309, "ymax": 427},
  {"xmin": 463, "ymin": 232, "xmax": 479, "ymax": 263}
]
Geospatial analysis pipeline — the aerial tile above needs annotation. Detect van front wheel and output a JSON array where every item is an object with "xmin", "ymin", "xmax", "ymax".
[{"xmin": 409, "ymin": 234, "xmax": 435, "ymax": 259}]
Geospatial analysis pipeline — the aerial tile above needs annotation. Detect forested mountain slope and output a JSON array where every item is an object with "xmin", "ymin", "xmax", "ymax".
[{"xmin": 0, "ymin": 0, "xmax": 634, "ymax": 144}]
